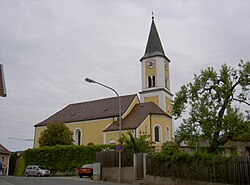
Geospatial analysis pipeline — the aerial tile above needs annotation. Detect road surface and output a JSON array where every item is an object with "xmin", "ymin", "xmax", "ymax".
[{"xmin": 0, "ymin": 176, "xmax": 135, "ymax": 185}]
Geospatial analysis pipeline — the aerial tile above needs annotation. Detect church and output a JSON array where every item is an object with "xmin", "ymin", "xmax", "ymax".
[{"xmin": 34, "ymin": 16, "xmax": 174, "ymax": 151}]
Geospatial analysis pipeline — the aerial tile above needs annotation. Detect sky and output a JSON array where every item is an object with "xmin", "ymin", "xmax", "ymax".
[{"xmin": 0, "ymin": 0, "xmax": 249, "ymax": 152}]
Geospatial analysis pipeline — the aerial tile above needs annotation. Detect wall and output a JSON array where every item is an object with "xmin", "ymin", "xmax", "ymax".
[
  {"xmin": 144, "ymin": 96, "xmax": 159, "ymax": 107},
  {"xmin": 66, "ymin": 118, "xmax": 113, "ymax": 145},
  {"xmin": 151, "ymin": 114, "xmax": 172, "ymax": 151},
  {"xmin": 101, "ymin": 167, "xmax": 136, "ymax": 182},
  {"xmin": 34, "ymin": 96, "xmax": 139, "ymax": 148},
  {"xmin": 34, "ymin": 118, "xmax": 114, "ymax": 148},
  {"xmin": 34, "ymin": 126, "xmax": 46, "ymax": 148},
  {"xmin": 0, "ymin": 153, "xmax": 11, "ymax": 175},
  {"xmin": 144, "ymin": 175, "xmax": 232, "ymax": 185},
  {"xmin": 165, "ymin": 97, "xmax": 172, "ymax": 116}
]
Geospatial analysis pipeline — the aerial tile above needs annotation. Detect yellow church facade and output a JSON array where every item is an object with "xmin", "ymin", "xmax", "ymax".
[{"xmin": 34, "ymin": 16, "xmax": 174, "ymax": 151}]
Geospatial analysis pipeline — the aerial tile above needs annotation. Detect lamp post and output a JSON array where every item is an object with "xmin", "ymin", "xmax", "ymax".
[{"xmin": 85, "ymin": 77, "xmax": 122, "ymax": 182}]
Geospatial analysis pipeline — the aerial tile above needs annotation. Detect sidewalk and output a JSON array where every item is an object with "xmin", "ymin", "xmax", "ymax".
[{"xmin": 51, "ymin": 176, "xmax": 143, "ymax": 185}]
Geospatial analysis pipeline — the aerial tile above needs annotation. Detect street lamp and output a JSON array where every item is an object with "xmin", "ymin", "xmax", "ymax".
[{"xmin": 84, "ymin": 77, "xmax": 122, "ymax": 182}]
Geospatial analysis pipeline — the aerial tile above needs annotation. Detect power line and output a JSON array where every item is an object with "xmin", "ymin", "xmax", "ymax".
[{"xmin": 9, "ymin": 137, "xmax": 33, "ymax": 142}]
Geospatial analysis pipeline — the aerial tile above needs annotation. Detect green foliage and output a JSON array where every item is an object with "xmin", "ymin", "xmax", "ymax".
[
  {"xmin": 173, "ymin": 61, "xmax": 250, "ymax": 153},
  {"xmin": 152, "ymin": 143, "xmax": 228, "ymax": 174},
  {"xmin": 120, "ymin": 131, "xmax": 153, "ymax": 153},
  {"xmin": 192, "ymin": 148, "xmax": 228, "ymax": 166},
  {"xmin": 15, "ymin": 153, "xmax": 26, "ymax": 176},
  {"xmin": 39, "ymin": 122, "xmax": 74, "ymax": 147},
  {"xmin": 9, "ymin": 152, "xmax": 18, "ymax": 175},
  {"xmin": 17, "ymin": 144, "xmax": 115, "ymax": 176},
  {"xmin": 153, "ymin": 142, "xmax": 190, "ymax": 164}
]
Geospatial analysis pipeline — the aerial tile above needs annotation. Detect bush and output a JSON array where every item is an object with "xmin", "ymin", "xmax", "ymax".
[
  {"xmin": 150, "ymin": 142, "xmax": 228, "ymax": 173},
  {"xmin": 17, "ymin": 144, "xmax": 115, "ymax": 176}
]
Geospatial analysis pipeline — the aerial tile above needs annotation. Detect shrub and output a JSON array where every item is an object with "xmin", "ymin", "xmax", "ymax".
[{"xmin": 17, "ymin": 144, "xmax": 115, "ymax": 176}]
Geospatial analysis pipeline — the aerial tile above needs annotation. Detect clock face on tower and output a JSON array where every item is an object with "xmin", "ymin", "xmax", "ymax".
[{"xmin": 147, "ymin": 60, "xmax": 154, "ymax": 68}]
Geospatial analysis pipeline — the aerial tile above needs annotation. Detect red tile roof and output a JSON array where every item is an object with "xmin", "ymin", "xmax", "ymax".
[
  {"xmin": 0, "ymin": 144, "xmax": 12, "ymax": 155},
  {"xmin": 35, "ymin": 94, "xmax": 138, "ymax": 127},
  {"xmin": 104, "ymin": 102, "xmax": 170, "ymax": 132}
]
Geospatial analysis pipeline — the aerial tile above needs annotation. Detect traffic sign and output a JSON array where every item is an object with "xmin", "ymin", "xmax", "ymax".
[{"xmin": 116, "ymin": 144, "xmax": 124, "ymax": 153}]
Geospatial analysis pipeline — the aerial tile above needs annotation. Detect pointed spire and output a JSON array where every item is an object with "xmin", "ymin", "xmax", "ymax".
[{"xmin": 140, "ymin": 15, "xmax": 170, "ymax": 62}]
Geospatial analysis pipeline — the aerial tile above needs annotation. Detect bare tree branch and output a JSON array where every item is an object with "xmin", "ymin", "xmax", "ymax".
[{"xmin": 233, "ymin": 98, "xmax": 250, "ymax": 106}]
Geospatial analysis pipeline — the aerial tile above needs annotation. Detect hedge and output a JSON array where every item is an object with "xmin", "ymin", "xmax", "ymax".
[{"xmin": 16, "ymin": 144, "xmax": 115, "ymax": 176}]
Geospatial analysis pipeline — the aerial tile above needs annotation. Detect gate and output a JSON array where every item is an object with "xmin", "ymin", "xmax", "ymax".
[{"xmin": 135, "ymin": 153, "xmax": 147, "ymax": 180}]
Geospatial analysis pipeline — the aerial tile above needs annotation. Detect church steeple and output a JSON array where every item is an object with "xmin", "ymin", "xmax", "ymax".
[
  {"xmin": 139, "ymin": 15, "xmax": 173, "ymax": 115},
  {"xmin": 140, "ymin": 16, "xmax": 170, "ymax": 62}
]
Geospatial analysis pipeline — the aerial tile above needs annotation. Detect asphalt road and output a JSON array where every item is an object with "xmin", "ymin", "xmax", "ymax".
[{"xmin": 0, "ymin": 176, "xmax": 135, "ymax": 185}]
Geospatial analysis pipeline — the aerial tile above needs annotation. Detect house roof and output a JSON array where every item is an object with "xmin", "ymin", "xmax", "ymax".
[
  {"xmin": 0, "ymin": 64, "xmax": 7, "ymax": 97},
  {"xmin": 104, "ymin": 102, "xmax": 170, "ymax": 132},
  {"xmin": 35, "ymin": 94, "xmax": 138, "ymax": 127},
  {"xmin": 140, "ymin": 17, "xmax": 170, "ymax": 62},
  {"xmin": 0, "ymin": 144, "xmax": 12, "ymax": 155}
]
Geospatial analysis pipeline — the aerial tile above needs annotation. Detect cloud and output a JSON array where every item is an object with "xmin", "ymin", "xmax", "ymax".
[{"xmin": 0, "ymin": 0, "xmax": 249, "ymax": 151}]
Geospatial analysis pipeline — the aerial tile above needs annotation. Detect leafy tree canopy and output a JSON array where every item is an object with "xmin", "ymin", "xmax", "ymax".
[
  {"xmin": 173, "ymin": 60, "xmax": 250, "ymax": 153},
  {"xmin": 120, "ymin": 131, "xmax": 153, "ymax": 153},
  {"xmin": 39, "ymin": 122, "xmax": 74, "ymax": 147}
]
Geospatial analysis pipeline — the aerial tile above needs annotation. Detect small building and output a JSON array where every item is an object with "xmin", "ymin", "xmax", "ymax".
[{"xmin": 0, "ymin": 144, "xmax": 12, "ymax": 175}]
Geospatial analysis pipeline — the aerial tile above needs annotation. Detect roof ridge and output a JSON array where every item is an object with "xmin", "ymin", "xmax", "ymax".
[{"xmin": 69, "ymin": 94, "xmax": 137, "ymax": 106}]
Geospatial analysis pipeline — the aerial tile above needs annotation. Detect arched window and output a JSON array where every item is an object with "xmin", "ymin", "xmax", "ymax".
[
  {"xmin": 148, "ymin": 76, "xmax": 152, "ymax": 87},
  {"xmin": 74, "ymin": 128, "xmax": 82, "ymax": 145},
  {"xmin": 148, "ymin": 76, "xmax": 156, "ymax": 88},
  {"xmin": 166, "ymin": 126, "xmax": 170, "ymax": 141},
  {"xmin": 154, "ymin": 125, "xmax": 162, "ymax": 142},
  {"xmin": 152, "ymin": 76, "xmax": 156, "ymax": 87},
  {"xmin": 109, "ymin": 139, "xmax": 115, "ymax": 144}
]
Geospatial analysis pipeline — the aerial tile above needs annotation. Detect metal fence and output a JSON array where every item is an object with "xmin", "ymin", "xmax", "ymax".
[{"xmin": 147, "ymin": 157, "xmax": 250, "ymax": 185}]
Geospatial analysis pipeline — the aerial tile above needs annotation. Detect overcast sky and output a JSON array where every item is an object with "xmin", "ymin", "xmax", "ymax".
[{"xmin": 0, "ymin": 0, "xmax": 249, "ymax": 152}]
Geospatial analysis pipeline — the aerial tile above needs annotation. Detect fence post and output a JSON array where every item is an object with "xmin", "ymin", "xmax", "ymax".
[
  {"xmin": 133, "ymin": 153, "xmax": 137, "ymax": 180},
  {"xmin": 143, "ymin": 153, "xmax": 148, "ymax": 179}
]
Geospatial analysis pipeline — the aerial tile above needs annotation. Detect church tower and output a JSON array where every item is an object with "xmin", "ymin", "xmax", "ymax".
[{"xmin": 139, "ymin": 16, "xmax": 173, "ymax": 116}]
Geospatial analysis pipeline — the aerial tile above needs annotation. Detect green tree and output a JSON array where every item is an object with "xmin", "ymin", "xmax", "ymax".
[
  {"xmin": 173, "ymin": 60, "xmax": 250, "ymax": 153},
  {"xmin": 120, "ymin": 131, "xmax": 153, "ymax": 153},
  {"xmin": 39, "ymin": 122, "xmax": 74, "ymax": 147}
]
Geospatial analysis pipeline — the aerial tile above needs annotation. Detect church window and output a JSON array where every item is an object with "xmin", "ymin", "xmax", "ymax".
[
  {"xmin": 109, "ymin": 139, "xmax": 115, "ymax": 144},
  {"xmin": 74, "ymin": 128, "xmax": 82, "ymax": 145},
  {"xmin": 166, "ymin": 126, "xmax": 170, "ymax": 141},
  {"xmin": 148, "ymin": 76, "xmax": 156, "ymax": 88},
  {"xmin": 152, "ymin": 76, "xmax": 156, "ymax": 87},
  {"xmin": 148, "ymin": 76, "xmax": 152, "ymax": 87},
  {"xmin": 154, "ymin": 125, "xmax": 162, "ymax": 142}
]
